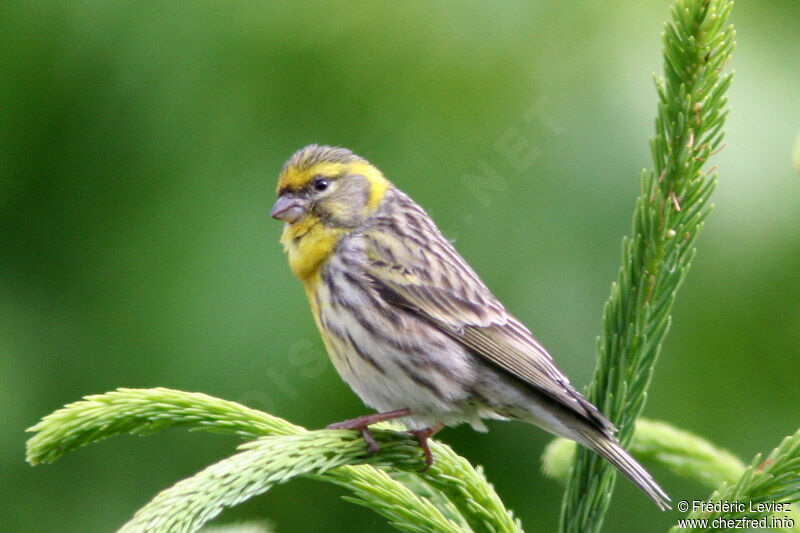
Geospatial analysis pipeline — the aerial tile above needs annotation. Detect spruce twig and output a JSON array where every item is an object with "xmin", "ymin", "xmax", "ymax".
[
  {"xmin": 117, "ymin": 432, "xmax": 452, "ymax": 533},
  {"xmin": 27, "ymin": 388, "xmax": 519, "ymax": 532},
  {"xmin": 669, "ymin": 429, "xmax": 800, "ymax": 532},
  {"xmin": 547, "ymin": 424, "xmax": 800, "ymax": 532},
  {"xmin": 25, "ymin": 1, "xmax": 746, "ymax": 531},
  {"xmin": 559, "ymin": 1, "xmax": 735, "ymax": 531}
]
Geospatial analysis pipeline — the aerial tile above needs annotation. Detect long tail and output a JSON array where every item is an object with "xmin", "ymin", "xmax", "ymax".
[{"xmin": 577, "ymin": 429, "xmax": 671, "ymax": 510}]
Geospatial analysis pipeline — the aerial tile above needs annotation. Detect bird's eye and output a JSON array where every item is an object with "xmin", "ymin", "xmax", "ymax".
[{"xmin": 313, "ymin": 177, "xmax": 329, "ymax": 192}]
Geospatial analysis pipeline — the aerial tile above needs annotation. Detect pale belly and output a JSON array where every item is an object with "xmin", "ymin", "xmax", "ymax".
[{"xmin": 314, "ymin": 302, "xmax": 502, "ymax": 431}]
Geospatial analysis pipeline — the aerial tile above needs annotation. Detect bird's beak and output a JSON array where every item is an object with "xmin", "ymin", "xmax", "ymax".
[{"xmin": 270, "ymin": 195, "xmax": 307, "ymax": 224}]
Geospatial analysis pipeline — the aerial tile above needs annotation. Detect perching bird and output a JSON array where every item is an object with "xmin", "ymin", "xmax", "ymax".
[{"xmin": 270, "ymin": 144, "xmax": 670, "ymax": 510}]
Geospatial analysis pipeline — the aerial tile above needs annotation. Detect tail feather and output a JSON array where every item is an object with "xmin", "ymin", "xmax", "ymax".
[{"xmin": 579, "ymin": 429, "xmax": 671, "ymax": 511}]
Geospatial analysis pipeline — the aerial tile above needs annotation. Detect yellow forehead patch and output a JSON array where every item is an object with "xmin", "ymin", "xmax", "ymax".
[
  {"xmin": 277, "ymin": 161, "xmax": 347, "ymax": 193},
  {"xmin": 277, "ymin": 146, "xmax": 391, "ymax": 211}
]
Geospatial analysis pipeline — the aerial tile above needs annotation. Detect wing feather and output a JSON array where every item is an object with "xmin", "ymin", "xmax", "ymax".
[{"xmin": 362, "ymin": 195, "xmax": 614, "ymax": 432}]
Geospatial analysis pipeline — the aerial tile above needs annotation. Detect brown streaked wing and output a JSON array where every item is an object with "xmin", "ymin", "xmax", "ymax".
[{"xmin": 363, "ymin": 226, "xmax": 615, "ymax": 434}]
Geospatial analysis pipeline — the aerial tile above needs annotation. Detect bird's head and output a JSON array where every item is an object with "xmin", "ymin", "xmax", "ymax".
[
  {"xmin": 272, "ymin": 145, "xmax": 391, "ymax": 280},
  {"xmin": 272, "ymin": 145, "xmax": 390, "ymax": 235}
]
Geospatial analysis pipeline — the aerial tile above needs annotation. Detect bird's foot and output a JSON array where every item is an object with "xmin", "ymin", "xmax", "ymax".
[
  {"xmin": 327, "ymin": 408, "xmax": 412, "ymax": 456},
  {"xmin": 407, "ymin": 423, "xmax": 444, "ymax": 472}
]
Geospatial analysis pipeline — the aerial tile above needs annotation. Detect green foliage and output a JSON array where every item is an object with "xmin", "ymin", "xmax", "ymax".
[
  {"xmin": 560, "ymin": 1, "xmax": 735, "ymax": 530},
  {"xmin": 669, "ymin": 428, "xmax": 800, "ymax": 532},
  {"xmin": 23, "ymin": 1, "xmax": 800, "ymax": 532},
  {"xmin": 27, "ymin": 387, "xmax": 800, "ymax": 531},
  {"xmin": 27, "ymin": 388, "xmax": 519, "ymax": 533},
  {"xmin": 118, "ymin": 432, "xmax": 421, "ymax": 532},
  {"xmin": 26, "ymin": 388, "xmax": 304, "ymax": 465},
  {"xmin": 548, "ymin": 422, "xmax": 800, "ymax": 532}
]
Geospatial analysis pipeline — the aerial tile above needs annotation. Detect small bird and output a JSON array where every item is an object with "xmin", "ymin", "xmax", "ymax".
[{"xmin": 271, "ymin": 144, "xmax": 670, "ymax": 510}]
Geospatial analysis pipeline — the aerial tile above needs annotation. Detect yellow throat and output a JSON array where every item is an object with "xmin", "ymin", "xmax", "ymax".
[{"xmin": 277, "ymin": 155, "xmax": 390, "ymax": 284}]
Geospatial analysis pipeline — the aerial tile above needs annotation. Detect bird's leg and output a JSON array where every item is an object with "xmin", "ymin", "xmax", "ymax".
[
  {"xmin": 327, "ymin": 408, "xmax": 412, "ymax": 455},
  {"xmin": 407, "ymin": 422, "xmax": 444, "ymax": 472}
]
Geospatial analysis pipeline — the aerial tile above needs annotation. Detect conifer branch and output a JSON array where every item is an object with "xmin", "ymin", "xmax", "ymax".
[
  {"xmin": 117, "ymin": 432, "xmax": 454, "ymax": 533},
  {"xmin": 669, "ymin": 429, "xmax": 800, "ymax": 532},
  {"xmin": 24, "ymin": 1, "xmax": 745, "ymax": 531},
  {"xmin": 26, "ymin": 388, "xmax": 519, "ymax": 532},
  {"xmin": 560, "ymin": 1, "xmax": 735, "ymax": 530}
]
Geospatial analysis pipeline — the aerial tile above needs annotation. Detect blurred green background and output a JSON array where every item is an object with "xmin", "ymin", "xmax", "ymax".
[{"xmin": 2, "ymin": 1, "xmax": 798, "ymax": 531}]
